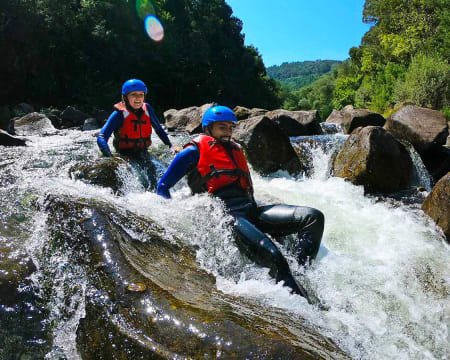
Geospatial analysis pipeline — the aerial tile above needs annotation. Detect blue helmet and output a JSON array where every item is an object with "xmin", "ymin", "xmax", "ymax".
[
  {"xmin": 202, "ymin": 106, "xmax": 237, "ymax": 130},
  {"xmin": 122, "ymin": 79, "xmax": 148, "ymax": 95}
]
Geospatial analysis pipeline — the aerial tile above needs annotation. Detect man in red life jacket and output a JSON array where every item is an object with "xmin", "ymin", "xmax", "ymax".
[
  {"xmin": 157, "ymin": 106, "xmax": 324, "ymax": 302},
  {"xmin": 97, "ymin": 79, "xmax": 180, "ymax": 189}
]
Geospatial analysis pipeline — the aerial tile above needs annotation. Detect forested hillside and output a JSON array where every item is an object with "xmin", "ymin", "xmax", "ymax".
[
  {"xmin": 0, "ymin": 0, "xmax": 280, "ymax": 113},
  {"xmin": 282, "ymin": 0, "xmax": 450, "ymax": 119},
  {"xmin": 267, "ymin": 60, "xmax": 341, "ymax": 90}
]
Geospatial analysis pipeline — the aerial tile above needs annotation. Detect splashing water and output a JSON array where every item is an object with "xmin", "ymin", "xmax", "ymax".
[{"xmin": 145, "ymin": 15, "xmax": 164, "ymax": 42}]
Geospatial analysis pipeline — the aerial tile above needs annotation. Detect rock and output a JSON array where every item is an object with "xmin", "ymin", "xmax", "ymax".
[
  {"xmin": 233, "ymin": 106, "xmax": 268, "ymax": 120},
  {"xmin": 384, "ymin": 105, "xmax": 449, "ymax": 153},
  {"xmin": 61, "ymin": 106, "xmax": 89, "ymax": 128},
  {"xmin": 333, "ymin": 126, "xmax": 413, "ymax": 194},
  {"xmin": 265, "ymin": 109, "xmax": 323, "ymax": 136},
  {"xmin": 422, "ymin": 172, "xmax": 450, "ymax": 242},
  {"xmin": 41, "ymin": 195, "xmax": 348, "ymax": 359},
  {"xmin": 93, "ymin": 109, "xmax": 109, "ymax": 126},
  {"xmin": 446, "ymin": 135, "xmax": 450, "ymax": 148},
  {"xmin": 233, "ymin": 115, "xmax": 304, "ymax": 175},
  {"xmin": 69, "ymin": 157, "xmax": 134, "ymax": 194},
  {"xmin": 0, "ymin": 105, "xmax": 12, "ymax": 131},
  {"xmin": 326, "ymin": 106, "xmax": 385, "ymax": 134},
  {"xmin": 164, "ymin": 103, "xmax": 216, "ymax": 134},
  {"xmin": 12, "ymin": 103, "xmax": 34, "ymax": 116},
  {"xmin": 47, "ymin": 114, "xmax": 62, "ymax": 129},
  {"xmin": 419, "ymin": 146, "xmax": 450, "ymax": 184},
  {"xmin": 82, "ymin": 118, "xmax": 100, "ymax": 131},
  {"xmin": 0, "ymin": 129, "xmax": 27, "ymax": 146},
  {"xmin": 14, "ymin": 112, "xmax": 57, "ymax": 136}
]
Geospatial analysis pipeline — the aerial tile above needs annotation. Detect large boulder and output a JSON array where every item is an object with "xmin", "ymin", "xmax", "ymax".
[
  {"xmin": 333, "ymin": 126, "xmax": 413, "ymax": 194},
  {"xmin": 233, "ymin": 106, "xmax": 268, "ymax": 120},
  {"xmin": 0, "ymin": 129, "xmax": 27, "ymax": 146},
  {"xmin": 233, "ymin": 115, "xmax": 304, "ymax": 175},
  {"xmin": 14, "ymin": 112, "xmax": 57, "ymax": 136},
  {"xmin": 422, "ymin": 172, "xmax": 450, "ymax": 242},
  {"xmin": 384, "ymin": 105, "xmax": 449, "ymax": 153},
  {"xmin": 326, "ymin": 105, "xmax": 385, "ymax": 134},
  {"xmin": 164, "ymin": 103, "xmax": 216, "ymax": 134},
  {"xmin": 69, "ymin": 157, "xmax": 135, "ymax": 195},
  {"xmin": 41, "ymin": 195, "xmax": 348, "ymax": 359},
  {"xmin": 265, "ymin": 109, "xmax": 323, "ymax": 136},
  {"xmin": 61, "ymin": 106, "xmax": 89, "ymax": 128}
]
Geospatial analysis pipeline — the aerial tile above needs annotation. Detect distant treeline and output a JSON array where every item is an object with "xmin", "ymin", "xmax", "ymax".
[
  {"xmin": 0, "ymin": 0, "xmax": 280, "ymax": 113},
  {"xmin": 267, "ymin": 60, "xmax": 341, "ymax": 90},
  {"xmin": 279, "ymin": 0, "xmax": 450, "ymax": 119}
]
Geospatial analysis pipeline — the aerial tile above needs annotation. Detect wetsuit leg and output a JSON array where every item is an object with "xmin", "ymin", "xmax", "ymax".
[
  {"xmin": 255, "ymin": 205, "xmax": 324, "ymax": 266},
  {"xmin": 232, "ymin": 216, "xmax": 309, "ymax": 299}
]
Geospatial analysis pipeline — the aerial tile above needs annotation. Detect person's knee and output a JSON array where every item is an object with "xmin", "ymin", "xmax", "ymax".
[{"xmin": 294, "ymin": 207, "xmax": 324, "ymax": 231}]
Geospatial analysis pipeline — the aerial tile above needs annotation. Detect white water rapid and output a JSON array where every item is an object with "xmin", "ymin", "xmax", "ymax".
[{"xmin": 1, "ymin": 129, "xmax": 449, "ymax": 359}]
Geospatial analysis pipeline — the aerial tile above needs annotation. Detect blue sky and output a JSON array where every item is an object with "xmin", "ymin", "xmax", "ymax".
[{"xmin": 225, "ymin": 0, "xmax": 372, "ymax": 67}]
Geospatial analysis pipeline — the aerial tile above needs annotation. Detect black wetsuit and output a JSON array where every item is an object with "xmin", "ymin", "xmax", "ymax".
[{"xmin": 215, "ymin": 185, "xmax": 324, "ymax": 299}]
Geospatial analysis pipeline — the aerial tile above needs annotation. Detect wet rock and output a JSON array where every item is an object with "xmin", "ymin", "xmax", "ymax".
[
  {"xmin": 61, "ymin": 106, "xmax": 89, "ymax": 128},
  {"xmin": 69, "ymin": 157, "xmax": 134, "ymax": 194},
  {"xmin": 93, "ymin": 109, "xmax": 109, "ymax": 126},
  {"xmin": 0, "ymin": 129, "xmax": 26, "ymax": 147},
  {"xmin": 326, "ymin": 106, "xmax": 385, "ymax": 134},
  {"xmin": 333, "ymin": 126, "xmax": 413, "ymax": 194},
  {"xmin": 233, "ymin": 115, "xmax": 304, "ymax": 175},
  {"xmin": 14, "ymin": 113, "xmax": 57, "ymax": 136},
  {"xmin": 384, "ymin": 105, "xmax": 449, "ymax": 153},
  {"xmin": 41, "ymin": 195, "xmax": 348, "ymax": 359},
  {"xmin": 164, "ymin": 103, "xmax": 216, "ymax": 134},
  {"xmin": 422, "ymin": 172, "xmax": 450, "ymax": 242},
  {"xmin": 233, "ymin": 106, "xmax": 268, "ymax": 120},
  {"xmin": 82, "ymin": 118, "xmax": 100, "ymax": 131},
  {"xmin": 265, "ymin": 109, "xmax": 323, "ymax": 136},
  {"xmin": 12, "ymin": 103, "xmax": 34, "ymax": 117}
]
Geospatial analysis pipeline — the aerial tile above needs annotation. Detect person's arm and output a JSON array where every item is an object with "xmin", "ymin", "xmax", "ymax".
[
  {"xmin": 147, "ymin": 104, "xmax": 172, "ymax": 147},
  {"xmin": 97, "ymin": 111, "xmax": 123, "ymax": 157},
  {"xmin": 156, "ymin": 145, "xmax": 199, "ymax": 199}
]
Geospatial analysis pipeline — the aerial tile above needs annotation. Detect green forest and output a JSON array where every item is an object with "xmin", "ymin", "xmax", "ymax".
[
  {"xmin": 279, "ymin": 0, "xmax": 450, "ymax": 120},
  {"xmin": 0, "ymin": 0, "xmax": 280, "ymax": 113},
  {"xmin": 267, "ymin": 60, "xmax": 341, "ymax": 91},
  {"xmin": 1, "ymin": 0, "xmax": 449, "ymax": 119}
]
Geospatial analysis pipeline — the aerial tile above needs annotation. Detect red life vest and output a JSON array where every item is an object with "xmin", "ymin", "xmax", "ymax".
[
  {"xmin": 113, "ymin": 102, "xmax": 152, "ymax": 151},
  {"xmin": 186, "ymin": 134, "xmax": 253, "ymax": 194}
]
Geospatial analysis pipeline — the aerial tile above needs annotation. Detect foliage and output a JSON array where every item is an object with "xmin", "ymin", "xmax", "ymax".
[
  {"xmin": 267, "ymin": 60, "xmax": 341, "ymax": 91},
  {"xmin": 394, "ymin": 52, "xmax": 450, "ymax": 109},
  {"xmin": 332, "ymin": 0, "xmax": 450, "ymax": 113},
  {"xmin": 0, "ymin": 0, "xmax": 280, "ymax": 113}
]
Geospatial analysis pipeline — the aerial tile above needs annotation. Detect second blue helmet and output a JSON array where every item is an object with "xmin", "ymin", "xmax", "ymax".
[
  {"xmin": 202, "ymin": 106, "xmax": 237, "ymax": 130},
  {"xmin": 122, "ymin": 79, "xmax": 148, "ymax": 95}
]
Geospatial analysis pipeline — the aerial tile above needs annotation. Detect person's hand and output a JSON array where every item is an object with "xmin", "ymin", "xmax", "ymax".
[{"xmin": 170, "ymin": 146, "xmax": 182, "ymax": 155}]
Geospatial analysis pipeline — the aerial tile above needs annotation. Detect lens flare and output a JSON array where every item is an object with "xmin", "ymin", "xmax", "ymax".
[
  {"xmin": 136, "ymin": 0, "xmax": 155, "ymax": 20},
  {"xmin": 145, "ymin": 15, "xmax": 164, "ymax": 42}
]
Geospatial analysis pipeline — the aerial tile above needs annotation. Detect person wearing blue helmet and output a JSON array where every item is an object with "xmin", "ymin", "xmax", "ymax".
[
  {"xmin": 156, "ymin": 105, "xmax": 324, "ymax": 303},
  {"xmin": 97, "ymin": 79, "xmax": 180, "ymax": 189}
]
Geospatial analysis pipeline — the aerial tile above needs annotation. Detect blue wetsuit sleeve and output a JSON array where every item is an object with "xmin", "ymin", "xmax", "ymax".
[
  {"xmin": 156, "ymin": 145, "xmax": 199, "ymax": 199},
  {"xmin": 148, "ymin": 104, "xmax": 172, "ymax": 147},
  {"xmin": 97, "ymin": 111, "xmax": 123, "ymax": 157}
]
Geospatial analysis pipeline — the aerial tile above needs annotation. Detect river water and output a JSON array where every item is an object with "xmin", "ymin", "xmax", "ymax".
[{"xmin": 0, "ymin": 128, "xmax": 449, "ymax": 359}]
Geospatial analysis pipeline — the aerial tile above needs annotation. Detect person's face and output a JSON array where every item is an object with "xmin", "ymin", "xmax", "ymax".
[
  {"xmin": 126, "ymin": 91, "xmax": 145, "ymax": 109},
  {"xmin": 207, "ymin": 121, "xmax": 235, "ymax": 143}
]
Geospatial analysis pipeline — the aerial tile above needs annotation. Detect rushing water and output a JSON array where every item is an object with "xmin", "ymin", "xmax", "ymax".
[{"xmin": 0, "ymin": 128, "xmax": 449, "ymax": 359}]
